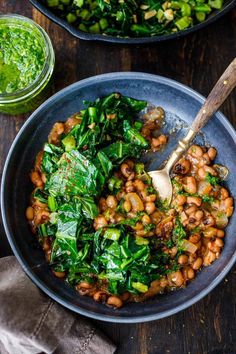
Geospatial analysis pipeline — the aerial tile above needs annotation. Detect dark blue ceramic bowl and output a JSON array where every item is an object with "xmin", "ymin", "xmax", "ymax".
[
  {"xmin": 1, "ymin": 72, "xmax": 236, "ymax": 323},
  {"xmin": 29, "ymin": 0, "xmax": 236, "ymax": 44}
]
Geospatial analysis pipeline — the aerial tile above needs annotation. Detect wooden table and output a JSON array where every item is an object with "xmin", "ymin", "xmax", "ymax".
[{"xmin": 1, "ymin": 1, "xmax": 236, "ymax": 353}]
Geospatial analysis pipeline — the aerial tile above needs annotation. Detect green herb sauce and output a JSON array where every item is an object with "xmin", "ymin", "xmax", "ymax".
[{"xmin": 0, "ymin": 25, "xmax": 46, "ymax": 94}]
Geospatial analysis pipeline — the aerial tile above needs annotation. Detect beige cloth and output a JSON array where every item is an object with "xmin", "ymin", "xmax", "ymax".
[{"xmin": 0, "ymin": 256, "xmax": 116, "ymax": 354}]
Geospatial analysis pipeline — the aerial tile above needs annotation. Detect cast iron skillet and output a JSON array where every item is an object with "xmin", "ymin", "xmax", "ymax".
[
  {"xmin": 1, "ymin": 72, "xmax": 236, "ymax": 323},
  {"xmin": 29, "ymin": 0, "xmax": 236, "ymax": 44}
]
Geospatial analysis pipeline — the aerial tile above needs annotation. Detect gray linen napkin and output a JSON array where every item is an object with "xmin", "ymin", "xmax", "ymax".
[{"xmin": 0, "ymin": 256, "xmax": 116, "ymax": 354}]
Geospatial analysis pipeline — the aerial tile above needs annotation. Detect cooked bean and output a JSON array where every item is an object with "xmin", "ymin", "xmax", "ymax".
[
  {"xmin": 192, "ymin": 257, "xmax": 203, "ymax": 270},
  {"xmin": 168, "ymin": 271, "xmax": 184, "ymax": 286},
  {"xmin": 142, "ymin": 214, "xmax": 151, "ymax": 225},
  {"xmin": 93, "ymin": 291, "xmax": 108, "ymax": 303},
  {"xmin": 174, "ymin": 159, "xmax": 191, "ymax": 174},
  {"xmin": 99, "ymin": 198, "xmax": 107, "ymax": 212},
  {"xmin": 204, "ymin": 166, "xmax": 217, "ymax": 176},
  {"xmin": 185, "ymin": 205, "xmax": 197, "ymax": 215},
  {"xmin": 178, "ymin": 254, "xmax": 188, "ymax": 265},
  {"xmin": 215, "ymin": 238, "xmax": 224, "ymax": 248},
  {"xmin": 107, "ymin": 296, "xmax": 123, "ymax": 308},
  {"xmin": 189, "ymin": 145, "xmax": 203, "ymax": 158},
  {"xmin": 121, "ymin": 163, "xmax": 133, "ymax": 178},
  {"xmin": 170, "ymin": 246, "xmax": 178, "ymax": 258},
  {"xmin": 195, "ymin": 210, "xmax": 204, "ymax": 220},
  {"xmin": 203, "ymin": 250, "xmax": 216, "ymax": 266},
  {"xmin": 151, "ymin": 211, "xmax": 162, "ymax": 224},
  {"xmin": 53, "ymin": 271, "xmax": 66, "ymax": 278},
  {"xmin": 42, "ymin": 238, "xmax": 50, "ymax": 252},
  {"xmin": 133, "ymin": 179, "xmax": 145, "ymax": 191},
  {"xmin": 226, "ymin": 207, "xmax": 234, "ymax": 217},
  {"xmin": 30, "ymin": 171, "xmax": 43, "ymax": 187},
  {"xmin": 217, "ymin": 229, "xmax": 225, "ymax": 238},
  {"xmin": 220, "ymin": 188, "xmax": 229, "ymax": 200},
  {"xmin": 189, "ymin": 233, "xmax": 201, "ymax": 244},
  {"xmin": 145, "ymin": 202, "xmax": 156, "ymax": 215},
  {"xmin": 203, "ymin": 227, "xmax": 218, "ymax": 238},
  {"xmin": 132, "ymin": 222, "xmax": 144, "ymax": 231},
  {"xmin": 202, "ymin": 215, "xmax": 215, "ymax": 227},
  {"xmin": 151, "ymin": 135, "xmax": 167, "ymax": 148},
  {"xmin": 199, "ymin": 153, "xmax": 211, "ymax": 166},
  {"xmin": 184, "ymin": 176, "xmax": 197, "ymax": 194},
  {"xmin": 145, "ymin": 194, "xmax": 157, "ymax": 202},
  {"xmin": 187, "ymin": 196, "xmax": 202, "ymax": 207},
  {"xmin": 77, "ymin": 281, "xmax": 93, "ymax": 289},
  {"xmin": 48, "ymin": 122, "xmax": 64, "ymax": 144},
  {"xmin": 224, "ymin": 197, "xmax": 233, "ymax": 208},
  {"xmin": 26, "ymin": 206, "xmax": 34, "ymax": 220},
  {"xmin": 126, "ymin": 192, "xmax": 144, "ymax": 212},
  {"xmin": 208, "ymin": 147, "xmax": 217, "ymax": 160},
  {"xmin": 119, "ymin": 292, "xmax": 130, "ymax": 302},
  {"xmin": 160, "ymin": 277, "xmax": 168, "ymax": 288},
  {"xmin": 106, "ymin": 195, "xmax": 118, "ymax": 209},
  {"xmin": 93, "ymin": 215, "xmax": 108, "ymax": 230},
  {"xmin": 125, "ymin": 180, "xmax": 135, "ymax": 193},
  {"xmin": 187, "ymin": 267, "xmax": 195, "ymax": 280},
  {"xmin": 176, "ymin": 195, "xmax": 187, "ymax": 206}
]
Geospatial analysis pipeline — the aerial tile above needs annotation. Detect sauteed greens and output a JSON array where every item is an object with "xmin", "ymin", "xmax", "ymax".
[
  {"xmin": 43, "ymin": 0, "xmax": 225, "ymax": 37},
  {"xmin": 28, "ymin": 93, "xmax": 233, "ymax": 308}
]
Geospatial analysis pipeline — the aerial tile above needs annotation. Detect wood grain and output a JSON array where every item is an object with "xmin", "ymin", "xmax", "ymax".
[{"xmin": 0, "ymin": 1, "xmax": 236, "ymax": 353}]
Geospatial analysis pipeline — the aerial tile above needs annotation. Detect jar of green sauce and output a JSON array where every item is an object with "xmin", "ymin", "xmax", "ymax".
[{"xmin": 0, "ymin": 14, "xmax": 55, "ymax": 115}]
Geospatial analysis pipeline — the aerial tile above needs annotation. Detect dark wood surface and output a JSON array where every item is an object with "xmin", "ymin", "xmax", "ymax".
[{"xmin": 1, "ymin": 1, "xmax": 236, "ymax": 353}]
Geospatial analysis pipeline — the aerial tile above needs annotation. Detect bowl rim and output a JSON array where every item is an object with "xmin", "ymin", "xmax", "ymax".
[
  {"xmin": 29, "ymin": 0, "xmax": 236, "ymax": 44},
  {"xmin": 2, "ymin": 72, "xmax": 236, "ymax": 323}
]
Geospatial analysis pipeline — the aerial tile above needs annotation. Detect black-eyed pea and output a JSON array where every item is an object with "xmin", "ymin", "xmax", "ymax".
[
  {"xmin": 93, "ymin": 291, "xmax": 108, "ymax": 303},
  {"xmin": 208, "ymin": 147, "xmax": 217, "ymax": 160},
  {"xmin": 125, "ymin": 180, "xmax": 135, "ymax": 193},
  {"xmin": 42, "ymin": 238, "xmax": 51, "ymax": 252},
  {"xmin": 215, "ymin": 238, "xmax": 224, "ymax": 248},
  {"xmin": 160, "ymin": 277, "xmax": 168, "ymax": 288},
  {"xmin": 168, "ymin": 271, "xmax": 184, "ymax": 286},
  {"xmin": 26, "ymin": 206, "xmax": 34, "ymax": 220},
  {"xmin": 195, "ymin": 210, "xmax": 204, "ymax": 221},
  {"xmin": 203, "ymin": 250, "xmax": 216, "ymax": 266},
  {"xmin": 174, "ymin": 159, "xmax": 191, "ymax": 174},
  {"xmin": 207, "ymin": 241, "xmax": 221, "ymax": 254},
  {"xmin": 204, "ymin": 166, "xmax": 217, "ymax": 176},
  {"xmin": 133, "ymin": 179, "xmax": 145, "ymax": 191},
  {"xmin": 178, "ymin": 254, "xmax": 188, "ymax": 265},
  {"xmin": 142, "ymin": 214, "xmax": 151, "ymax": 225},
  {"xmin": 170, "ymin": 246, "xmax": 178, "ymax": 258},
  {"xmin": 136, "ymin": 230, "xmax": 148, "ymax": 237},
  {"xmin": 120, "ymin": 292, "xmax": 130, "ymax": 301},
  {"xmin": 189, "ymin": 233, "xmax": 201, "ymax": 244},
  {"xmin": 220, "ymin": 187, "xmax": 229, "ymax": 200},
  {"xmin": 198, "ymin": 167, "xmax": 207, "ymax": 179},
  {"xmin": 99, "ymin": 198, "xmax": 107, "ymax": 212},
  {"xmin": 202, "ymin": 215, "xmax": 215, "ymax": 227},
  {"xmin": 192, "ymin": 257, "xmax": 203, "ymax": 270},
  {"xmin": 106, "ymin": 195, "xmax": 118, "ymax": 209},
  {"xmin": 53, "ymin": 270, "xmax": 66, "ymax": 278},
  {"xmin": 187, "ymin": 267, "xmax": 195, "ymax": 280},
  {"xmin": 30, "ymin": 171, "xmax": 43, "ymax": 187},
  {"xmin": 226, "ymin": 207, "xmax": 234, "ymax": 217},
  {"xmin": 121, "ymin": 163, "xmax": 133, "ymax": 178},
  {"xmin": 107, "ymin": 296, "xmax": 123, "ymax": 308},
  {"xmin": 189, "ymin": 145, "xmax": 203, "ymax": 158},
  {"xmin": 185, "ymin": 205, "xmax": 198, "ymax": 215},
  {"xmin": 217, "ymin": 229, "xmax": 225, "ymax": 238},
  {"xmin": 145, "ymin": 194, "xmax": 157, "ymax": 202},
  {"xmin": 145, "ymin": 202, "xmax": 156, "ymax": 215},
  {"xmin": 187, "ymin": 196, "xmax": 202, "ymax": 207},
  {"xmin": 224, "ymin": 197, "xmax": 233, "ymax": 208},
  {"xmin": 184, "ymin": 176, "xmax": 197, "ymax": 194},
  {"xmin": 203, "ymin": 227, "xmax": 218, "ymax": 238},
  {"xmin": 151, "ymin": 211, "xmax": 162, "ymax": 224},
  {"xmin": 176, "ymin": 195, "xmax": 187, "ymax": 206},
  {"xmin": 93, "ymin": 215, "xmax": 108, "ymax": 230}
]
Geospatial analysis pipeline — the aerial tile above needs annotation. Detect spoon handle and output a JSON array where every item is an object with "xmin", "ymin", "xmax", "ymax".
[
  {"xmin": 165, "ymin": 58, "xmax": 236, "ymax": 172},
  {"xmin": 191, "ymin": 57, "xmax": 236, "ymax": 132}
]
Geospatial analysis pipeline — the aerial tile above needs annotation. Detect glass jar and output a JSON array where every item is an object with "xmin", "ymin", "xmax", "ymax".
[{"xmin": 0, "ymin": 14, "xmax": 55, "ymax": 115}]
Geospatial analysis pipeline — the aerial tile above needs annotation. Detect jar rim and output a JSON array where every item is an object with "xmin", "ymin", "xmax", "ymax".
[{"xmin": 0, "ymin": 14, "xmax": 55, "ymax": 103}]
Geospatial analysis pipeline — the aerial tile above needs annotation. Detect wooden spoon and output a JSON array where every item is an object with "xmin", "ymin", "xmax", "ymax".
[{"xmin": 148, "ymin": 58, "xmax": 236, "ymax": 204}]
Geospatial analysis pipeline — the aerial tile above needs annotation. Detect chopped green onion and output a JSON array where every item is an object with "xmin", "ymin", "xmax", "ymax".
[{"xmin": 48, "ymin": 196, "xmax": 58, "ymax": 212}]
